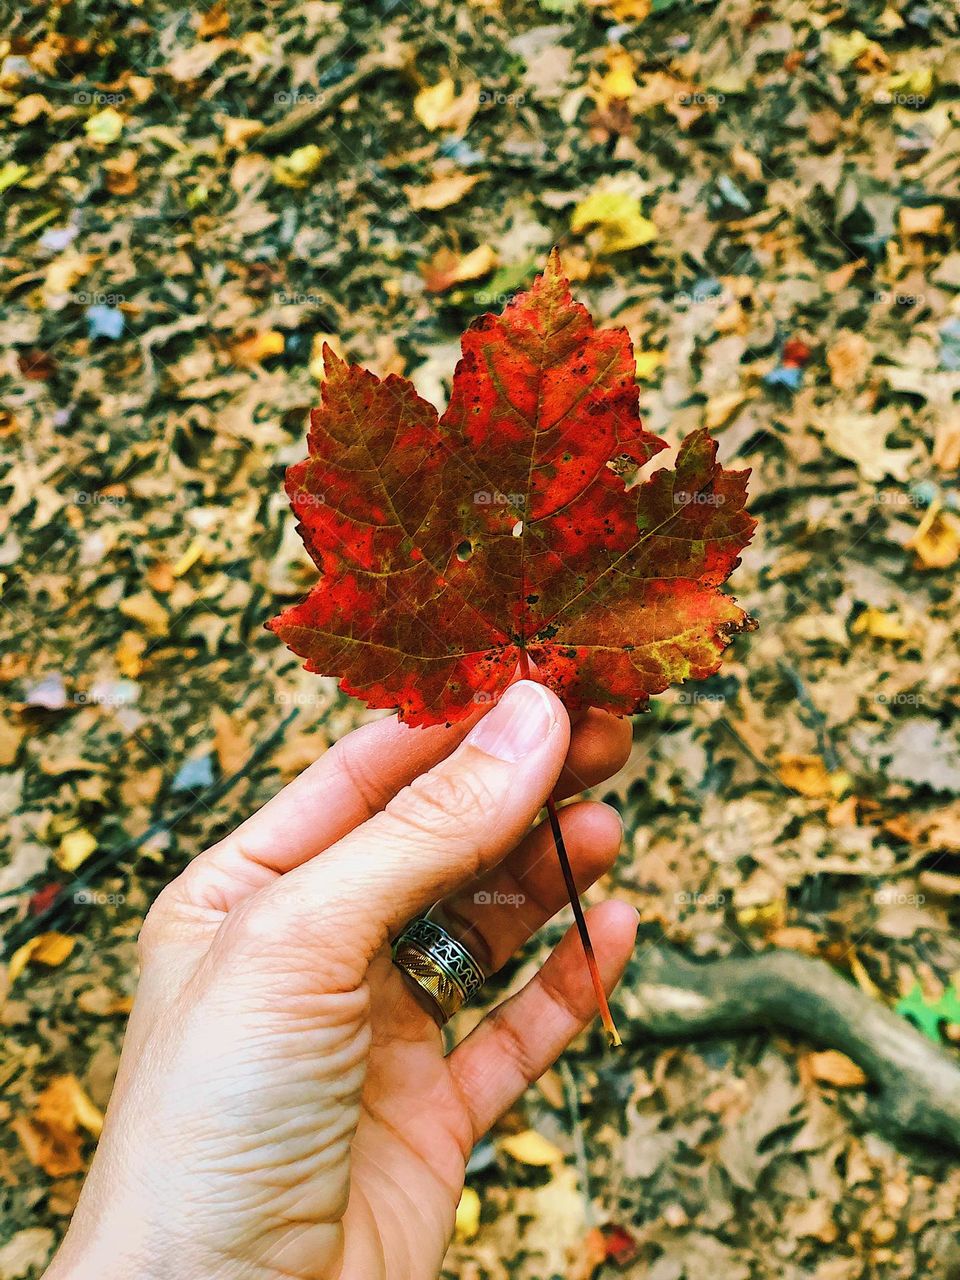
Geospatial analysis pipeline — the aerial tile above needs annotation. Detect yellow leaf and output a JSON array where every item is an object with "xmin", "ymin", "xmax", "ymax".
[
  {"xmin": 231, "ymin": 330, "xmax": 285, "ymax": 363},
  {"xmin": 455, "ymin": 1186, "xmax": 481, "ymax": 1242},
  {"xmin": 404, "ymin": 170, "xmax": 482, "ymax": 211},
  {"xmin": 852, "ymin": 607, "xmax": 911, "ymax": 642},
  {"xmin": 413, "ymin": 78, "xmax": 479, "ymax": 133},
  {"xmin": 36, "ymin": 1074, "xmax": 104, "ymax": 1139},
  {"xmin": 825, "ymin": 31, "xmax": 873, "ymax": 69},
  {"xmin": 596, "ymin": 48, "xmax": 638, "ymax": 106},
  {"xmin": 570, "ymin": 191, "xmax": 656, "ymax": 254},
  {"xmin": 116, "ymin": 630, "xmax": 146, "ymax": 677},
  {"xmin": 908, "ymin": 504, "xmax": 960, "ymax": 569},
  {"xmin": 422, "ymin": 244, "xmax": 498, "ymax": 293},
  {"xmin": 43, "ymin": 251, "xmax": 93, "ymax": 302},
  {"xmin": 119, "ymin": 590, "xmax": 169, "ymax": 636},
  {"xmin": 84, "ymin": 106, "xmax": 124, "ymax": 144},
  {"xmin": 56, "ymin": 829, "xmax": 97, "ymax": 873},
  {"xmin": 271, "ymin": 144, "xmax": 326, "ymax": 188},
  {"xmin": 221, "ymin": 116, "xmax": 264, "ymax": 149},
  {"xmin": 899, "ymin": 204, "xmax": 945, "ymax": 237},
  {"xmin": 806, "ymin": 1050, "xmax": 868, "ymax": 1089},
  {"xmin": 499, "ymin": 1129, "xmax": 565, "ymax": 1166},
  {"xmin": 13, "ymin": 93, "xmax": 51, "ymax": 125},
  {"xmin": 172, "ymin": 537, "xmax": 207, "ymax": 577},
  {"xmin": 634, "ymin": 350, "xmax": 664, "ymax": 381},
  {"xmin": 0, "ymin": 161, "xmax": 29, "ymax": 194},
  {"xmin": 777, "ymin": 754, "xmax": 851, "ymax": 800},
  {"xmin": 8, "ymin": 933, "xmax": 76, "ymax": 983},
  {"xmin": 886, "ymin": 66, "xmax": 934, "ymax": 98}
]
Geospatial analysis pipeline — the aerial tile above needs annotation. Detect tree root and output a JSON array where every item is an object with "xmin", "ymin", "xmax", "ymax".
[{"xmin": 624, "ymin": 946, "xmax": 960, "ymax": 1152}]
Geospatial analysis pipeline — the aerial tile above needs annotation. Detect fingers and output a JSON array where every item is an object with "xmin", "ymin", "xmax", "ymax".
[
  {"xmin": 180, "ymin": 711, "xmax": 483, "ymax": 910},
  {"xmin": 431, "ymin": 800, "xmax": 622, "ymax": 974},
  {"xmin": 448, "ymin": 901, "xmax": 638, "ymax": 1143},
  {"xmin": 178, "ymin": 703, "xmax": 630, "ymax": 915},
  {"xmin": 218, "ymin": 682, "xmax": 573, "ymax": 984},
  {"xmin": 555, "ymin": 709, "xmax": 632, "ymax": 800}
]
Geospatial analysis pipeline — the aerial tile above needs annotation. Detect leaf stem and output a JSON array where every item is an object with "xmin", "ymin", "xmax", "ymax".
[{"xmin": 517, "ymin": 651, "xmax": 621, "ymax": 1048}]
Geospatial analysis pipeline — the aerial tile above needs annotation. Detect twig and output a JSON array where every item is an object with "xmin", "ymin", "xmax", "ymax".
[
  {"xmin": 624, "ymin": 945, "xmax": 960, "ymax": 1152},
  {"xmin": 253, "ymin": 27, "xmax": 408, "ymax": 150},
  {"xmin": 2, "ymin": 709, "xmax": 299, "ymax": 958}
]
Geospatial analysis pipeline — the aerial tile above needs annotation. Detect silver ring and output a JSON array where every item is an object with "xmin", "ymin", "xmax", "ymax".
[{"xmin": 392, "ymin": 916, "xmax": 486, "ymax": 1024}]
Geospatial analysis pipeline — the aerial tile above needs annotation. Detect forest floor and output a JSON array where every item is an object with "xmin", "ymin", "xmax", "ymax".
[{"xmin": 2, "ymin": 1, "xmax": 960, "ymax": 1277}]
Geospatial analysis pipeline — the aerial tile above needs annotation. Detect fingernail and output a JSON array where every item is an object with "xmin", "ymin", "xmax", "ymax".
[{"xmin": 465, "ymin": 681, "xmax": 558, "ymax": 762}]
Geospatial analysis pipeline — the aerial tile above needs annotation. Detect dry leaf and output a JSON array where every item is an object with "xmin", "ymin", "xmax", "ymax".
[
  {"xmin": 422, "ymin": 244, "xmax": 498, "ymax": 293},
  {"xmin": 777, "ymin": 754, "xmax": 851, "ymax": 800},
  {"xmin": 231, "ymin": 330, "xmax": 285, "ymax": 363},
  {"xmin": 8, "ymin": 933, "xmax": 76, "ymax": 983},
  {"xmin": 413, "ymin": 78, "xmax": 479, "ymax": 134},
  {"xmin": 570, "ymin": 190, "xmax": 656, "ymax": 254},
  {"xmin": 55, "ymin": 828, "xmax": 97, "ymax": 873},
  {"xmin": 404, "ymin": 171, "xmax": 482, "ymax": 211},
  {"xmin": 499, "ymin": 1129, "xmax": 565, "ymax": 1166},
  {"xmin": 899, "ymin": 205, "xmax": 945, "ymax": 237},
  {"xmin": 805, "ymin": 1050, "xmax": 868, "ymax": 1088},
  {"xmin": 455, "ymin": 1186, "xmax": 481, "ymax": 1241}
]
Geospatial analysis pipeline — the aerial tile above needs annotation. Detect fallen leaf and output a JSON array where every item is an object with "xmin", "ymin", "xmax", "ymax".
[
  {"xmin": 499, "ymin": 1128, "xmax": 566, "ymax": 1166},
  {"xmin": 413, "ymin": 78, "xmax": 479, "ymax": 133},
  {"xmin": 805, "ymin": 1050, "xmax": 868, "ymax": 1088},
  {"xmin": 404, "ymin": 170, "xmax": 482, "ymax": 211},
  {"xmin": 907, "ymin": 504, "xmax": 960, "ymax": 569},
  {"xmin": 899, "ymin": 205, "xmax": 945, "ymax": 237},
  {"xmin": 8, "ymin": 933, "xmax": 76, "ymax": 984},
  {"xmin": 777, "ymin": 754, "xmax": 851, "ymax": 800},
  {"xmin": 55, "ymin": 829, "xmax": 97, "ymax": 873},
  {"xmin": 570, "ymin": 190, "xmax": 656, "ymax": 254},
  {"xmin": 454, "ymin": 1186, "xmax": 481, "ymax": 1241},
  {"xmin": 421, "ymin": 244, "xmax": 498, "ymax": 293},
  {"xmin": 83, "ymin": 107, "xmax": 124, "ymax": 144},
  {"xmin": 271, "ymin": 144, "xmax": 326, "ymax": 188}
]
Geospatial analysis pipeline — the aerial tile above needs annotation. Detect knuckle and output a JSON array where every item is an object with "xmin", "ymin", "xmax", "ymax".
[
  {"xmin": 387, "ymin": 765, "xmax": 499, "ymax": 839},
  {"xmin": 221, "ymin": 895, "xmax": 288, "ymax": 953},
  {"xmin": 137, "ymin": 884, "xmax": 180, "ymax": 960}
]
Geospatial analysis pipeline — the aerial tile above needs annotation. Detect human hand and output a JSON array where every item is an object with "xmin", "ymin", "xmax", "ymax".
[{"xmin": 46, "ymin": 681, "xmax": 638, "ymax": 1280}]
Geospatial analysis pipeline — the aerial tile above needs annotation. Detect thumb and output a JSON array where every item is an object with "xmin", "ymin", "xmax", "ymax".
[{"xmin": 222, "ymin": 681, "xmax": 569, "ymax": 983}]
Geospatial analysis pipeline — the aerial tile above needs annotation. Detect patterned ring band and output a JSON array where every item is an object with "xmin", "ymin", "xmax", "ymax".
[{"xmin": 392, "ymin": 916, "xmax": 487, "ymax": 1025}]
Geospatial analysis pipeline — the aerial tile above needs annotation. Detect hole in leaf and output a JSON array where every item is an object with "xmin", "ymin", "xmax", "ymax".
[{"xmin": 456, "ymin": 539, "xmax": 474, "ymax": 561}]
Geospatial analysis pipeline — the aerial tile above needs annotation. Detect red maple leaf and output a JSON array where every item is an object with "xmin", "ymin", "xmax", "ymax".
[{"xmin": 269, "ymin": 251, "xmax": 756, "ymax": 727}]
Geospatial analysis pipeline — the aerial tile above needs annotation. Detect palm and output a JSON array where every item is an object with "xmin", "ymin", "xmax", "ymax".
[{"xmin": 340, "ymin": 952, "xmax": 477, "ymax": 1280}]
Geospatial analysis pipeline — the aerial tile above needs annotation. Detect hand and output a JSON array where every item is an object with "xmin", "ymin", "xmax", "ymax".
[{"xmin": 46, "ymin": 680, "xmax": 638, "ymax": 1280}]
